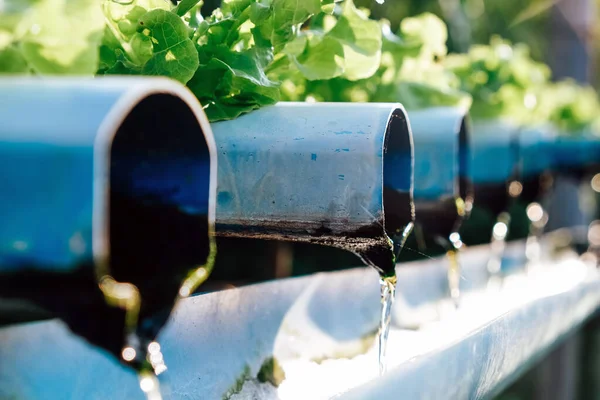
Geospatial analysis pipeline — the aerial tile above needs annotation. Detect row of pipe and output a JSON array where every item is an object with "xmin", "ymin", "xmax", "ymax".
[{"xmin": 1, "ymin": 77, "xmax": 600, "ymax": 375}]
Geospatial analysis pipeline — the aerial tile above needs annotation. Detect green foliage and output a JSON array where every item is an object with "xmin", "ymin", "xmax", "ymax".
[
  {"xmin": 443, "ymin": 35, "xmax": 600, "ymax": 135},
  {"xmin": 444, "ymin": 36, "xmax": 550, "ymax": 121},
  {"xmin": 277, "ymin": 12, "xmax": 471, "ymax": 111},
  {"xmin": 97, "ymin": 0, "xmax": 336, "ymax": 121},
  {"xmin": 534, "ymin": 79, "xmax": 600, "ymax": 135},
  {"xmin": 1, "ymin": 0, "xmax": 599, "ymax": 131},
  {"xmin": 0, "ymin": 0, "xmax": 105, "ymax": 74}
]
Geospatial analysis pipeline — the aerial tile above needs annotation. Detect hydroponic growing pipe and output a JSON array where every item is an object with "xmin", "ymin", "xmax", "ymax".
[
  {"xmin": 508, "ymin": 126, "xmax": 555, "ymax": 264},
  {"xmin": 542, "ymin": 133, "xmax": 600, "ymax": 232},
  {"xmin": 0, "ymin": 77, "xmax": 217, "ymax": 370},
  {"xmin": 459, "ymin": 120, "xmax": 520, "ymax": 277},
  {"xmin": 398, "ymin": 107, "xmax": 472, "ymax": 303},
  {"xmin": 211, "ymin": 102, "xmax": 414, "ymax": 277},
  {"xmin": 397, "ymin": 107, "xmax": 473, "ymax": 256}
]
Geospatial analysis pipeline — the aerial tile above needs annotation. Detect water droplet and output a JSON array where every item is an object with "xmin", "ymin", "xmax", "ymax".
[
  {"xmin": 122, "ymin": 347, "xmax": 136, "ymax": 362},
  {"xmin": 148, "ymin": 341, "xmax": 161, "ymax": 354},
  {"xmin": 139, "ymin": 372, "xmax": 163, "ymax": 400}
]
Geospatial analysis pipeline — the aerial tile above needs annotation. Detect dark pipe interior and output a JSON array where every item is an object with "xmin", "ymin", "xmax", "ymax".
[
  {"xmin": 110, "ymin": 93, "xmax": 212, "ymax": 340},
  {"xmin": 382, "ymin": 108, "xmax": 415, "ymax": 237},
  {"xmin": 397, "ymin": 117, "xmax": 471, "ymax": 261},
  {"xmin": 0, "ymin": 94, "xmax": 213, "ymax": 361}
]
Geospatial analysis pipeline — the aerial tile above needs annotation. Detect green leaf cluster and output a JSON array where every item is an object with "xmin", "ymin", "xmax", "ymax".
[
  {"xmin": 97, "ymin": 0, "xmax": 377, "ymax": 120},
  {"xmin": 533, "ymin": 79, "xmax": 600, "ymax": 136},
  {"xmin": 443, "ymin": 36, "xmax": 550, "ymax": 121},
  {"xmin": 276, "ymin": 12, "xmax": 471, "ymax": 111},
  {"xmin": 0, "ymin": 0, "xmax": 105, "ymax": 74},
  {"xmin": 443, "ymin": 35, "xmax": 600, "ymax": 135},
  {"xmin": 1, "ymin": 0, "xmax": 599, "ymax": 132}
]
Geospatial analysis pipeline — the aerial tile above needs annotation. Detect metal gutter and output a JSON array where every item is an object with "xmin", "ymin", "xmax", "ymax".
[
  {"xmin": 1, "ymin": 238, "xmax": 593, "ymax": 400},
  {"xmin": 340, "ymin": 260, "xmax": 600, "ymax": 400}
]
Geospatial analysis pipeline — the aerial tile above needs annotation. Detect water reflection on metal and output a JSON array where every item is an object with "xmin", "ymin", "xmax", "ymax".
[
  {"xmin": 147, "ymin": 341, "xmax": 167, "ymax": 376},
  {"xmin": 487, "ymin": 213, "xmax": 510, "ymax": 283},
  {"xmin": 508, "ymin": 181, "xmax": 523, "ymax": 197},
  {"xmin": 277, "ymin": 258, "xmax": 600, "ymax": 400},
  {"xmin": 122, "ymin": 347, "xmax": 137, "ymax": 362},
  {"xmin": 139, "ymin": 372, "xmax": 162, "ymax": 400},
  {"xmin": 0, "ymin": 235, "xmax": 592, "ymax": 400}
]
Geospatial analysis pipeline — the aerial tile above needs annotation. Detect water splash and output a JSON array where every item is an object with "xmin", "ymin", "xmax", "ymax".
[
  {"xmin": 98, "ymin": 277, "xmax": 167, "ymax": 399},
  {"xmin": 447, "ymin": 232, "xmax": 464, "ymax": 308},
  {"xmin": 373, "ymin": 222, "xmax": 413, "ymax": 375},
  {"xmin": 525, "ymin": 202, "xmax": 548, "ymax": 271},
  {"xmin": 139, "ymin": 371, "xmax": 163, "ymax": 400},
  {"xmin": 393, "ymin": 222, "xmax": 415, "ymax": 260},
  {"xmin": 487, "ymin": 212, "xmax": 510, "ymax": 284},
  {"xmin": 377, "ymin": 276, "xmax": 396, "ymax": 375}
]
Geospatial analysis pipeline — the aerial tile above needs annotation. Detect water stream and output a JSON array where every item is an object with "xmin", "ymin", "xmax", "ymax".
[
  {"xmin": 487, "ymin": 212, "xmax": 511, "ymax": 285},
  {"xmin": 367, "ymin": 222, "xmax": 414, "ymax": 375},
  {"xmin": 447, "ymin": 232, "xmax": 464, "ymax": 307},
  {"xmin": 139, "ymin": 371, "xmax": 163, "ymax": 400},
  {"xmin": 377, "ymin": 276, "xmax": 396, "ymax": 375}
]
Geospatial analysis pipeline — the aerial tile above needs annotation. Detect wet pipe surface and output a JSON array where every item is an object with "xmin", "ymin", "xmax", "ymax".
[{"xmin": 0, "ymin": 193, "xmax": 212, "ymax": 367}]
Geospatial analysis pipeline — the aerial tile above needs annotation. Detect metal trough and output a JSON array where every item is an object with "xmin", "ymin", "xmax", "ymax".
[
  {"xmin": 211, "ymin": 102, "xmax": 414, "ymax": 277},
  {"xmin": 0, "ymin": 235, "xmax": 597, "ymax": 400},
  {"xmin": 0, "ymin": 77, "xmax": 217, "ymax": 367}
]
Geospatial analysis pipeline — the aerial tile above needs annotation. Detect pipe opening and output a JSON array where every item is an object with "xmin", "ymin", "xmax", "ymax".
[
  {"xmin": 412, "ymin": 115, "xmax": 472, "ymax": 249},
  {"xmin": 109, "ymin": 93, "xmax": 212, "ymax": 337},
  {"xmin": 398, "ymin": 113, "xmax": 471, "ymax": 260},
  {"xmin": 383, "ymin": 107, "xmax": 415, "ymax": 238}
]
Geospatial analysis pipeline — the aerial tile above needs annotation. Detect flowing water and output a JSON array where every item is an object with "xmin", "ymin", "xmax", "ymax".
[
  {"xmin": 99, "ymin": 277, "xmax": 165, "ymax": 399},
  {"xmin": 447, "ymin": 232, "xmax": 464, "ymax": 308},
  {"xmin": 97, "ymin": 238, "xmax": 216, "ymax": 400},
  {"xmin": 139, "ymin": 371, "xmax": 163, "ymax": 400},
  {"xmin": 361, "ymin": 222, "xmax": 414, "ymax": 376},
  {"xmin": 487, "ymin": 212, "xmax": 510, "ymax": 284},
  {"xmin": 377, "ymin": 276, "xmax": 396, "ymax": 375},
  {"xmin": 525, "ymin": 202, "xmax": 548, "ymax": 269}
]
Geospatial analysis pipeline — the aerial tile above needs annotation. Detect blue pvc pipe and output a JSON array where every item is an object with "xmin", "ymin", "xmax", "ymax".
[
  {"xmin": 549, "ymin": 133, "xmax": 600, "ymax": 171},
  {"xmin": 408, "ymin": 107, "xmax": 466, "ymax": 202},
  {"xmin": 211, "ymin": 102, "xmax": 414, "ymax": 274},
  {"xmin": 0, "ymin": 77, "xmax": 216, "ymax": 273},
  {"xmin": 406, "ymin": 107, "xmax": 472, "ymax": 246},
  {"xmin": 518, "ymin": 124, "xmax": 555, "ymax": 180},
  {"xmin": 470, "ymin": 119, "xmax": 519, "ymax": 186},
  {"xmin": 0, "ymin": 77, "xmax": 217, "ymax": 364}
]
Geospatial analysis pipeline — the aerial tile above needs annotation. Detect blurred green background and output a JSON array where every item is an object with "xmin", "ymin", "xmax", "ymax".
[{"xmin": 355, "ymin": 0, "xmax": 599, "ymax": 85}]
